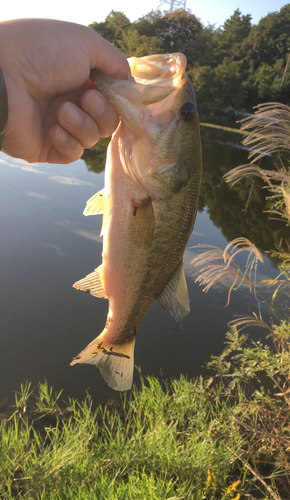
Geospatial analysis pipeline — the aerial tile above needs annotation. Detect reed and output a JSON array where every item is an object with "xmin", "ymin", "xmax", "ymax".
[
  {"xmin": 239, "ymin": 102, "xmax": 290, "ymax": 161},
  {"xmin": 224, "ymin": 102, "xmax": 290, "ymax": 224},
  {"xmin": 193, "ymin": 102, "xmax": 290, "ymax": 334}
]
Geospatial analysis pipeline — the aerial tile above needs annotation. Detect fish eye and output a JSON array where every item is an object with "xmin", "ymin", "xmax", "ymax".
[{"xmin": 180, "ymin": 102, "xmax": 196, "ymax": 122}]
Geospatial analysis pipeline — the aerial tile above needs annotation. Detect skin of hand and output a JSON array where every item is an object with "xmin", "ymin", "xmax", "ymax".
[{"xmin": 0, "ymin": 19, "xmax": 130, "ymax": 164}]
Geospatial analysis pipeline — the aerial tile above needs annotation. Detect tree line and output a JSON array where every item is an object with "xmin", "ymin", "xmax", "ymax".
[{"xmin": 89, "ymin": 5, "xmax": 290, "ymax": 119}]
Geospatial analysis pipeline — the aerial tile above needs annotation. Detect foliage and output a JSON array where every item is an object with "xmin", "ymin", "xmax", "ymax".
[
  {"xmin": 89, "ymin": 11, "xmax": 131, "ymax": 46},
  {"xmin": 1, "ymin": 372, "xmax": 288, "ymax": 499},
  {"xmin": 88, "ymin": 5, "xmax": 290, "ymax": 118},
  {"xmin": 207, "ymin": 324, "xmax": 290, "ymax": 499},
  {"xmin": 243, "ymin": 4, "xmax": 290, "ymax": 69},
  {"xmin": 154, "ymin": 8, "xmax": 202, "ymax": 59},
  {"xmin": 210, "ymin": 9, "xmax": 252, "ymax": 66},
  {"xmin": 117, "ymin": 30, "xmax": 163, "ymax": 58}
]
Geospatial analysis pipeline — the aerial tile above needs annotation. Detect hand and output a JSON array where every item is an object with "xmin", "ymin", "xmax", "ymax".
[{"xmin": 0, "ymin": 19, "xmax": 130, "ymax": 164}]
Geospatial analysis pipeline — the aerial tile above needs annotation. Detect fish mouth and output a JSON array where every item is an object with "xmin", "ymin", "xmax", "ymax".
[
  {"xmin": 128, "ymin": 53, "xmax": 187, "ymax": 88},
  {"xmin": 90, "ymin": 53, "xmax": 189, "ymax": 134}
]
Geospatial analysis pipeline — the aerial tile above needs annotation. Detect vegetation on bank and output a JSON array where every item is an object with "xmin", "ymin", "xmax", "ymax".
[
  {"xmin": 0, "ymin": 322, "xmax": 289, "ymax": 499},
  {"xmin": 89, "ymin": 5, "xmax": 290, "ymax": 119}
]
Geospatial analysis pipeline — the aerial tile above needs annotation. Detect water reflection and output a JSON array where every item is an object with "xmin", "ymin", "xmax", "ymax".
[
  {"xmin": 199, "ymin": 128, "xmax": 288, "ymax": 258},
  {"xmin": 0, "ymin": 127, "xmax": 284, "ymax": 408},
  {"xmin": 81, "ymin": 137, "xmax": 110, "ymax": 174}
]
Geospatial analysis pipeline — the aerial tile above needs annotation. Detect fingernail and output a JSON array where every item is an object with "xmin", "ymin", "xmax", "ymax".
[
  {"xmin": 61, "ymin": 103, "xmax": 81, "ymax": 126},
  {"xmin": 83, "ymin": 90, "xmax": 106, "ymax": 116},
  {"xmin": 55, "ymin": 125, "xmax": 69, "ymax": 143}
]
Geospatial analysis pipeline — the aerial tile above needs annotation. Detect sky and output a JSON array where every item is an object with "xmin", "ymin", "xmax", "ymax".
[{"xmin": 0, "ymin": 0, "xmax": 287, "ymax": 28}]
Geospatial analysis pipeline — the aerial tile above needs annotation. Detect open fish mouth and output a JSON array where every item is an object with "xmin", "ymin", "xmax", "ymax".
[
  {"xmin": 128, "ymin": 53, "xmax": 187, "ymax": 87},
  {"xmin": 89, "ymin": 53, "xmax": 190, "ymax": 127}
]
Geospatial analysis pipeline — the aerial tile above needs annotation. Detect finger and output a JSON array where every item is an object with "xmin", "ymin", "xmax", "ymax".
[
  {"xmin": 81, "ymin": 89, "xmax": 119, "ymax": 138},
  {"xmin": 57, "ymin": 101, "xmax": 100, "ymax": 148},
  {"xmin": 48, "ymin": 124, "xmax": 84, "ymax": 164}
]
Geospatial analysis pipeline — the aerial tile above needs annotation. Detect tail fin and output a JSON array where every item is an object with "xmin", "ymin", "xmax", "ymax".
[{"xmin": 70, "ymin": 332, "xmax": 135, "ymax": 391}]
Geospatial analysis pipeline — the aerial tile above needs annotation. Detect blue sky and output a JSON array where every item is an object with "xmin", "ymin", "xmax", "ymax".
[{"xmin": 1, "ymin": 0, "xmax": 287, "ymax": 28}]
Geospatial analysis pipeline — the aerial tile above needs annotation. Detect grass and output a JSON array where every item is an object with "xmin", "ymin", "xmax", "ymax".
[
  {"xmin": 0, "ymin": 377, "xmax": 238, "ymax": 499},
  {"xmin": 1, "ymin": 346, "xmax": 289, "ymax": 500}
]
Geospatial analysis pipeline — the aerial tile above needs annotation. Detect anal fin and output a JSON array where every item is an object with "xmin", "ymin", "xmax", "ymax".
[
  {"xmin": 73, "ymin": 264, "xmax": 107, "ymax": 298},
  {"xmin": 70, "ymin": 331, "xmax": 135, "ymax": 391},
  {"xmin": 157, "ymin": 260, "xmax": 190, "ymax": 326}
]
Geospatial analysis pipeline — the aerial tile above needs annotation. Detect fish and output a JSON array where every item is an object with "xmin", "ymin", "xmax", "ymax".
[{"xmin": 70, "ymin": 53, "xmax": 202, "ymax": 391}]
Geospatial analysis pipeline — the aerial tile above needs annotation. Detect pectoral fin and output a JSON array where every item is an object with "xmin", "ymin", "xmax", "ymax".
[
  {"xmin": 73, "ymin": 264, "xmax": 107, "ymax": 299},
  {"xmin": 130, "ymin": 197, "xmax": 155, "ymax": 247},
  {"xmin": 157, "ymin": 261, "xmax": 190, "ymax": 327},
  {"xmin": 84, "ymin": 189, "xmax": 105, "ymax": 216}
]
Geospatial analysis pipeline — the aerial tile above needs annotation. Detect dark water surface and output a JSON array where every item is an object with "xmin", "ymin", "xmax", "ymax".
[{"xmin": 0, "ymin": 128, "xmax": 285, "ymax": 406}]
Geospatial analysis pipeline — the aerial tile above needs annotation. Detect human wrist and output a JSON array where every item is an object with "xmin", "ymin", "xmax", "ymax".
[{"xmin": 0, "ymin": 67, "xmax": 8, "ymax": 150}]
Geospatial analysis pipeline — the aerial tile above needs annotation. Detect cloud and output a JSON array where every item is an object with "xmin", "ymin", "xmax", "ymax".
[
  {"xmin": 49, "ymin": 176, "xmax": 94, "ymax": 186},
  {"xmin": 27, "ymin": 191, "xmax": 50, "ymax": 200},
  {"xmin": 0, "ymin": 156, "xmax": 45, "ymax": 173},
  {"xmin": 42, "ymin": 243, "xmax": 66, "ymax": 257},
  {"xmin": 20, "ymin": 165, "xmax": 45, "ymax": 173},
  {"xmin": 73, "ymin": 228, "xmax": 102, "ymax": 243},
  {"xmin": 192, "ymin": 230, "xmax": 205, "ymax": 237}
]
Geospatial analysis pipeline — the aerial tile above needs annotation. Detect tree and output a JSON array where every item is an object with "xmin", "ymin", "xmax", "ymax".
[
  {"xmin": 155, "ymin": 9, "xmax": 202, "ymax": 64},
  {"xmin": 243, "ymin": 4, "xmax": 290, "ymax": 69},
  {"xmin": 212, "ymin": 9, "xmax": 252, "ymax": 65},
  {"xmin": 192, "ymin": 59, "xmax": 246, "ymax": 113},
  {"xmin": 87, "ymin": 4, "xmax": 290, "ymax": 116},
  {"xmin": 133, "ymin": 10, "xmax": 165, "ymax": 39},
  {"xmin": 253, "ymin": 63, "xmax": 282, "ymax": 101},
  {"xmin": 117, "ymin": 30, "xmax": 163, "ymax": 58},
  {"xmin": 222, "ymin": 9, "xmax": 252, "ymax": 45},
  {"xmin": 90, "ymin": 11, "xmax": 131, "ymax": 46}
]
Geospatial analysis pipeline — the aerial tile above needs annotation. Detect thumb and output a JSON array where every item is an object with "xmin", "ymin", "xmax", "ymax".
[{"xmin": 84, "ymin": 25, "xmax": 130, "ymax": 80}]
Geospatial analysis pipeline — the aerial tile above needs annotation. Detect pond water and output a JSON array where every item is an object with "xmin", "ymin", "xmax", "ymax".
[{"xmin": 0, "ymin": 126, "xmax": 286, "ymax": 406}]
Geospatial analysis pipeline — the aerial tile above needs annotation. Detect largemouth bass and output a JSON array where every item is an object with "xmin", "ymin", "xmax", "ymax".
[{"xmin": 70, "ymin": 53, "xmax": 202, "ymax": 391}]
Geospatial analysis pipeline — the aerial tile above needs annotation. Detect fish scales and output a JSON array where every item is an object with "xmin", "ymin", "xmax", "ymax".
[{"xmin": 71, "ymin": 53, "xmax": 202, "ymax": 390}]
